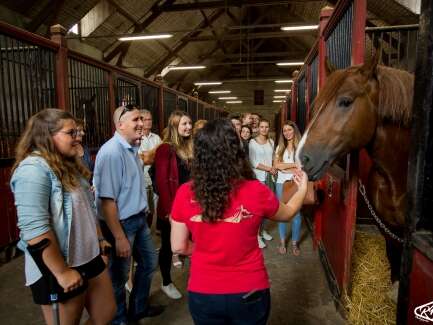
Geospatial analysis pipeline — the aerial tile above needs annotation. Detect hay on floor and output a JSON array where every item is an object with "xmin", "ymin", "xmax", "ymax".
[{"xmin": 344, "ymin": 230, "xmax": 397, "ymax": 325}]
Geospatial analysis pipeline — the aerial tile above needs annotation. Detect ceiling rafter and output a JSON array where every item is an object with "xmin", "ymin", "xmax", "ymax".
[
  {"xmin": 144, "ymin": 8, "xmax": 226, "ymax": 78},
  {"xmin": 26, "ymin": 0, "xmax": 65, "ymax": 32},
  {"xmin": 103, "ymin": 0, "xmax": 175, "ymax": 64},
  {"xmin": 199, "ymin": 9, "xmax": 227, "ymax": 54}
]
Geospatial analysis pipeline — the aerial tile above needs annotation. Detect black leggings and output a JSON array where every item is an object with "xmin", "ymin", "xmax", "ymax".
[{"xmin": 157, "ymin": 218, "xmax": 173, "ymax": 286}]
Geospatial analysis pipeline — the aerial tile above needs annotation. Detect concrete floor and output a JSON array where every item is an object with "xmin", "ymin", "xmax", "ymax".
[{"xmin": 0, "ymin": 222, "xmax": 346, "ymax": 325}]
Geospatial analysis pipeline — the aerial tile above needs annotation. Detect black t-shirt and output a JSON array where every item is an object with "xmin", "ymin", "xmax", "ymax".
[{"xmin": 176, "ymin": 154, "xmax": 191, "ymax": 185}]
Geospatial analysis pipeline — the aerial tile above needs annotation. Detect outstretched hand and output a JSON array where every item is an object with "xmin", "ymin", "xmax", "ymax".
[{"xmin": 292, "ymin": 167, "xmax": 308, "ymax": 190}]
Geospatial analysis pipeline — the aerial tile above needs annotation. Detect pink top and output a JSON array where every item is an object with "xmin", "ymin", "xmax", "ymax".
[{"xmin": 171, "ymin": 180, "xmax": 279, "ymax": 294}]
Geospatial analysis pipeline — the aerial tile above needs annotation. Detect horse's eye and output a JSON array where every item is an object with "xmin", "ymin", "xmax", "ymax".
[{"xmin": 337, "ymin": 97, "xmax": 353, "ymax": 108}]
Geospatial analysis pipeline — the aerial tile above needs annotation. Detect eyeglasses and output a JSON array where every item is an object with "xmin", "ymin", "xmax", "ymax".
[
  {"xmin": 58, "ymin": 129, "xmax": 79, "ymax": 139},
  {"xmin": 118, "ymin": 104, "xmax": 136, "ymax": 122}
]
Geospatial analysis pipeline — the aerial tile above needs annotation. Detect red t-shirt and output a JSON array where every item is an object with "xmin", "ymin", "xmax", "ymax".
[{"xmin": 171, "ymin": 179, "xmax": 279, "ymax": 294}]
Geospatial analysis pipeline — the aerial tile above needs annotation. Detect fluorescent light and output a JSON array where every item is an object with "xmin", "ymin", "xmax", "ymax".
[
  {"xmin": 218, "ymin": 96, "xmax": 237, "ymax": 100},
  {"xmin": 119, "ymin": 34, "xmax": 173, "ymax": 41},
  {"xmin": 194, "ymin": 81, "xmax": 222, "ymax": 86},
  {"xmin": 208, "ymin": 90, "xmax": 231, "ymax": 94},
  {"xmin": 274, "ymin": 79, "xmax": 293, "ymax": 83},
  {"xmin": 281, "ymin": 25, "xmax": 318, "ymax": 31},
  {"xmin": 274, "ymin": 89, "xmax": 291, "ymax": 93},
  {"xmin": 273, "ymin": 100, "xmax": 284, "ymax": 103},
  {"xmin": 226, "ymin": 100, "xmax": 242, "ymax": 104},
  {"xmin": 274, "ymin": 95, "xmax": 286, "ymax": 99},
  {"xmin": 276, "ymin": 62, "xmax": 304, "ymax": 66},
  {"xmin": 168, "ymin": 65, "xmax": 206, "ymax": 70}
]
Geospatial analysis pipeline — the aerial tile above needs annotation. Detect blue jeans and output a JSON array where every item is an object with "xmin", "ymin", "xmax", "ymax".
[
  {"xmin": 275, "ymin": 182, "xmax": 302, "ymax": 242},
  {"xmin": 188, "ymin": 289, "xmax": 270, "ymax": 325},
  {"xmin": 101, "ymin": 212, "xmax": 158, "ymax": 325}
]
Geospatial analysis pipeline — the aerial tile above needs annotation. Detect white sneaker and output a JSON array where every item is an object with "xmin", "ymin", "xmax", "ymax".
[
  {"xmin": 161, "ymin": 283, "xmax": 182, "ymax": 299},
  {"xmin": 125, "ymin": 282, "xmax": 132, "ymax": 293},
  {"xmin": 258, "ymin": 236, "xmax": 266, "ymax": 248},
  {"xmin": 262, "ymin": 230, "xmax": 273, "ymax": 241}
]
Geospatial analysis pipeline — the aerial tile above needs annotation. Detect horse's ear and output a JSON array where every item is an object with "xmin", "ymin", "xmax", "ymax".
[
  {"xmin": 362, "ymin": 50, "xmax": 380, "ymax": 79},
  {"xmin": 325, "ymin": 57, "xmax": 336, "ymax": 76}
]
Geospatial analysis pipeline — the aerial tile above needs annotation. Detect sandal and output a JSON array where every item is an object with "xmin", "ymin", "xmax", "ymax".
[
  {"xmin": 291, "ymin": 241, "xmax": 300, "ymax": 256},
  {"xmin": 278, "ymin": 245, "xmax": 287, "ymax": 255},
  {"xmin": 172, "ymin": 253, "xmax": 183, "ymax": 268}
]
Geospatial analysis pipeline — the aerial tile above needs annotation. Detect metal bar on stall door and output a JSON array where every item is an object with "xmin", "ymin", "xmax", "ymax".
[
  {"xmin": 397, "ymin": 31, "xmax": 401, "ymax": 67},
  {"xmin": 11, "ymin": 38, "xmax": 22, "ymax": 136},
  {"xmin": 388, "ymin": 32, "xmax": 392, "ymax": 67},
  {"xmin": 4, "ymin": 36, "xmax": 15, "ymax": 157},
  {"xmin": 406, "ymin": 30, "xmax": 410, "ymax": 71},
  {"xmin": 380, "ymin": 31, "xmax": 384, "ymax": 65},
  {"xmin": 0, "ymin": 36, "xmax": 6, "ymax": 157}
]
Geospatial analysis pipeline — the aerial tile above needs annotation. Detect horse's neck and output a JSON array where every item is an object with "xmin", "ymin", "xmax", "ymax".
[{"xmin": 367, "ymin": 124, "xmax": 410, "ymax": 226}]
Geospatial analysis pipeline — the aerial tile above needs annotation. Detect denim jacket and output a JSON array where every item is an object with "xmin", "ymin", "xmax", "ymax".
[{"xmin": 10, "ymin": 154, "xmax": 93, "ymax": 285}]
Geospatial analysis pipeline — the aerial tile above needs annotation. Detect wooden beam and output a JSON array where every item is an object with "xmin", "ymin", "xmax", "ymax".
[
  {"xmin": 144, "ymin": 9, "xmax": 226, "ymax": 77},
  {"xmin": 103, "ymin": 0, "xmax": 175, "ymax": 63},
  {"xmin": 27, "ymin": 0, "xmax": 64, "ymax": 32},
  {"xmin": 199, "ymin": 9, "xmax": 227, "ymax": 54}
]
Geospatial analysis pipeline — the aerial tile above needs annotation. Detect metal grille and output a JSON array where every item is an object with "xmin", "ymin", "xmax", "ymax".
[
  {"xmin": 116, "ymin": 78, "xmax": 139, "ymax": 106},
  {"xmin": 178, "ymin": 97, "xmax": 188, "ymax": 112},
  {"xmin": 163, "ymin": 90, "xmax": 176, "ymax": 125},
  {"xmin": 188, "ymin": 99, "xmax": 197, "ymax": 121},
  {"xmin": 310, "ymin": 55, "xmax": 319, "ymax": 105},
  {"xmin": 365, "ymin": 25, "xmax": 418, "ymax": 72},
  {"xmin": 297, "ymin": 74, "xmax": 307, "ymax": 133},
  {"xmin": 142, "ymin": 83, "xmax": 160, "ymax": 134},
  {"xmin": 68, "ymin": 58, "xmax": 110, "ymax": 149},
  {"xmin": 0, "ymin": 34, "xmax": 56, "ymax": 158},
  {"xmin": 326, "ymin": 2, "xmax": 353, "ymax": 69},
  {"xmin": 197, "ymin": 103, "xmax": 204, "ymax": 119}
]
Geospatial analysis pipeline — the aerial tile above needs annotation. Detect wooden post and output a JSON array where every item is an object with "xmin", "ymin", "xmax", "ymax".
[
  {"xmin": 318, "ymin": 7, "xmax": 333, "ymax": 90},
  {"xmin": 50, "ymin": 24, "xmax": 69, "ymax": 111}
]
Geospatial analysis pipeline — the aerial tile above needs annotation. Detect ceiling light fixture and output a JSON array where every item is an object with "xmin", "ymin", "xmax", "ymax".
[
  {"xmin": 274, "ymin": 80, "xmax": 293, "ymax": 83},
  {"xmin": 218, "ymin": 97, "xmax": 237, "ymax": 100},
  {"xmin": 167, "ymin": 65, "xmax": 206, "ymax": 70},
  {"xmin": 208, "ymin": 90, "xmax": 231, "ymax": 94},
  {"xmin": 273, "ymin": 100, "xmax": 284, "ymax": 103},
  {"xmin": 276, "ymin": 62, "xmax": 304, "ymax": 66},
  {"xmin": 274, "ymin": 89, "xmax": 292, "ymax": 93},
  {"xmin": 118, "ymin": 34, "xmax": 173, "ymax": 41},
  {"xmin": 226, "ymin": 100, "xmax": 243, "ymax": 104},
  {"xmin": 194, "ymin": 82, "xmax": 222, "ymax": 86},
  {"xmin": 280, "ymin": 25, "xmax": 318, "ymax": 31},
  {"xmin": 273, "ymin": 95, "xmax": 286, "ymax": 99}
]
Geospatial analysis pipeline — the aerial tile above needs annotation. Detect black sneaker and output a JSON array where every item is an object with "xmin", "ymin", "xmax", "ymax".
[{"xmin": 128, "ymin": 305, "xmax": 165, "ymax": 321}]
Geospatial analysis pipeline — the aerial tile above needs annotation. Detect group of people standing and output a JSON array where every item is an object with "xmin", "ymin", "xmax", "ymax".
[
  {"xmin": 10, "ymin": 105, "xmax": 308, "ymax": 325},
  {"xmin": 230, "ymin": 112, "xmax": 304, "ymax": 256}
]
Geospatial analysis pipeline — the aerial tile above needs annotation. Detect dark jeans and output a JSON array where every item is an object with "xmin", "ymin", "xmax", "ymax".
[
  {"xmin": 188, "ymin": 289, "xmax": 271, "ymax": 325},
  {"xmin": 101, "ymin": 212, "xmax": 158, "ymax": 325},
  {"xmin": 157, "ymin": 217, "xmax": 173, "ymax": 286}
]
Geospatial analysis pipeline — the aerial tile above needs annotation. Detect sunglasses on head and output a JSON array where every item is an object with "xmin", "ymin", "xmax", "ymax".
[{"xmin": 118, "ymin": 104, "xmax": 136, "ymax": 122}]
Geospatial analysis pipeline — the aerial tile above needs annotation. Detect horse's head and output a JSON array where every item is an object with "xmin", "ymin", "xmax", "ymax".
[{"xmin": 296, "ymin": 56, "xmax": 380, "ymax": 180}]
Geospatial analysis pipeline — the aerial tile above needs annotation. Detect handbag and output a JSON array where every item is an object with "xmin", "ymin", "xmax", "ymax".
[
  {"xmin": 282, "ymin": 180, "xmax": 317, "ymax": 205},
  {"xmin": 264, "ymin": 172, "xmax": 276, "ymax": 193}
]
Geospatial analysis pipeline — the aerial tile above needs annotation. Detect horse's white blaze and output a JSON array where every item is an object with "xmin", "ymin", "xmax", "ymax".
[{"xmin": 295, "ymin": 127, "xmax": 309, "ymax": 166}]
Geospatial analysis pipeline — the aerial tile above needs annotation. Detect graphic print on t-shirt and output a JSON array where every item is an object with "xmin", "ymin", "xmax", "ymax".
[{"xmin": 190, "ymin": 205, "xmax": 253, "ymax": 223}]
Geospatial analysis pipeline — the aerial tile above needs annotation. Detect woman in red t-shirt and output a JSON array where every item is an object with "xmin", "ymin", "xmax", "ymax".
[{"xmin": 170, "ymin": 119, "xmax": 307, "ymax": 325}]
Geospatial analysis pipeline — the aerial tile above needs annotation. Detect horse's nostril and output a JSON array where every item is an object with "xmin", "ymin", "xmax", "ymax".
[{"xmin": 302, "ymin": 155, "xmax": 310, "ymax": 166}]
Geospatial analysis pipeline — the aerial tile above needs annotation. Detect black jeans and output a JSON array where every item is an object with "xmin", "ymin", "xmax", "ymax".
[
  {"xmin": 157, "ymin": 218, "xmax": 173, "ymax": 286},
  {"xmin": 188, "ymin": 289, "xmax": 270, "ymax": 325}
]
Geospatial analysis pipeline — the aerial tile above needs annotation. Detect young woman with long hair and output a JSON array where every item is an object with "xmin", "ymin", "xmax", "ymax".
[
  {"xmin": 249, "ymin": 119, "xmax": 277, "ymax": 248},
  {"xmin": 153, "ymin": 110, "xmax": 193, "ymax": 300},
  {"xmin": 10, "ymin": 108, "xmax": 115, "ymax": 324},
  {"xmin": 170, "ymin": 119, "xmax": 307, "ymax": 324},
  {"xmin": 274, "ymin": 120, "xmax": 303, "ymax": 255}
]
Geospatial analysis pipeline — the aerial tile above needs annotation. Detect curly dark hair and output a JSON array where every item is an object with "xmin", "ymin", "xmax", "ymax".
[{"xmin": 191, "ymin": 119, "xmax": 255, "ymax": 222}]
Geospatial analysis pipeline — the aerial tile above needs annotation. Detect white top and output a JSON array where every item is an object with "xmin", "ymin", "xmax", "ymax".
[
  {"xmin": 275, "ymin": 145, "xmax": 295, "ymax": 184},
  {"xmin": 138, "ymin": 132, "xmax": 162, "ymax": 185},
  {"xmin": 249, "ymin": 138, "xmax": 274, "ymax": 181}
]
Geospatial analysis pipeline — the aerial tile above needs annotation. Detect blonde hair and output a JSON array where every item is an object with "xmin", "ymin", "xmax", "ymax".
[
  {"xmin": 13, "ymin": 108, "xmax": 91, "ymax": 190},
  {"xmin": 193, "ymin": 119, "xmax": 207, "ymax": 136},
  {"xmin": 275, "ymin": 120, "xmax": 301, "ymax": 162},
  {"xmin": 162, "ymin": 110, "xmax": 193, "ymax": 161}
]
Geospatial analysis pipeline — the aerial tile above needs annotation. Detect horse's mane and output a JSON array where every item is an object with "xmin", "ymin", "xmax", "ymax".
[{"xmin": 311, "ymin": 65, "xmax": 414, "ymax": 127}]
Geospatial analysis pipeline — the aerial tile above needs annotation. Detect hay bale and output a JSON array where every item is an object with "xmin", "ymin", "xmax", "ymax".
[{"xmin": 344, "ymin": 229, "xmax": 397, "ymax": 324}]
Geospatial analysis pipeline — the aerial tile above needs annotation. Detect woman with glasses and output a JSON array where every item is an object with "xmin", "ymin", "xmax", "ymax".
[
  {"xmin": 10, "ymin": 108, "xmax": 116, "ymax": 324},
  {"xmin": 153, "ymin": 110, "xmax": 193, "ymax": 300},
  {"xmin": 170, "ymin": 119, "xmax": 307, "ymax": 324}
]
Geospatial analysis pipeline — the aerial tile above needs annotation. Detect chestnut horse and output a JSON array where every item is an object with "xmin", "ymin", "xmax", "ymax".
[{"xmin": 296, "ymin": 56, "xmax": 414, "ymax": 287}]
